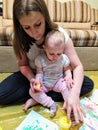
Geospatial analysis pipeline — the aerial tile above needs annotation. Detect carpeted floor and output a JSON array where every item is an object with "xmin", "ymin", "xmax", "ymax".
[
  {"xmin": 0, "ymin": 73, "xmax": 12, "ymax": 82},
  {"xmin": 84, "ymin": 71, "xmax": 98, "ymax": 90},
  {"xmin": 0, "ymin": 71, "xmax": 98, "ymax": 130}
]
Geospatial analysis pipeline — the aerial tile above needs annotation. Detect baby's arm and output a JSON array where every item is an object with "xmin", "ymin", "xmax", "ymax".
[
  {"xmin": 63, "ymin": 66, "xmax": 74, "ymax": 89},
  {"xmin": 34, "ymin": 66, "xmax": 43, "ymax": 91}
]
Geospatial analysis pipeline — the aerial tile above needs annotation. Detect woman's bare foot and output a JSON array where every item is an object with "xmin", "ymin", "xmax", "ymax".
[{"xmin": 23, "ymin": 98, "xmax": 38, "ymax": 111}]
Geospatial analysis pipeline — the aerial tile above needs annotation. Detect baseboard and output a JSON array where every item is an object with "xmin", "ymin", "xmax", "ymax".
[
  {"xmin": 75, "ymin": 47, "xmax": 98, "ymax": 70},
  {"xmin": 0, "ymin": 46, "xmax": 98, "ymax": 72},
  {"xmin": 0, "ymin": 46, "xmax": 19, "ymax": 72}
]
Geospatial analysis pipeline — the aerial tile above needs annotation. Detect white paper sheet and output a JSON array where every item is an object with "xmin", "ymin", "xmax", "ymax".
[
  {"xmin": 89, "ymin": 89, "xmax": 98, "ymax": 104},
  {"xmin": 16, "ymin": 110, "xmax": 58, "ymax": 130}
]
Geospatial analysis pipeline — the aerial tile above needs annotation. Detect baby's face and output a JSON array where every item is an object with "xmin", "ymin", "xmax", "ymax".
[
  {"xmin": 45, "ymin": 47, "xmax": 64, "ymax": 61},
  {"xmin": 44, "ymin": 33, "xmax": 65, "ymax": 61}
]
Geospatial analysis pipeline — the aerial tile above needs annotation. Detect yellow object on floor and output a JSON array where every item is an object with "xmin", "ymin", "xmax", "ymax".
[
  {"xmin": 57, "ymin": 116, "xmax": 72, "ymax": 130},
  {"xmin": 0, "ymin": 127, "xmax": 2, "ymax": 130},
  {"xmin": 0, "ymin": 71, "xmax": 98, "ymax": 130}
]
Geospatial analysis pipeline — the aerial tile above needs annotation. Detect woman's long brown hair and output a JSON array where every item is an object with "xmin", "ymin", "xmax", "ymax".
[{"xmin": 13, "ymin": 0, "xmax": 58, "ymax": 59}]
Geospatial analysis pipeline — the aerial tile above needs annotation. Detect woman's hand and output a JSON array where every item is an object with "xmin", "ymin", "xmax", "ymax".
[
  {"xmin": 62, "ymin": 89, "xmax": 85, "ymax": 126},
  {"xmin": 30, "ymin": 78, "xmax": 35, "ymax": 92}
]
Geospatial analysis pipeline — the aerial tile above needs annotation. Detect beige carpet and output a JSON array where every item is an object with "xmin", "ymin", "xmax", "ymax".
[{"xmin": 84, "ymin": 71, "xmax": 98, "ymax": 89}]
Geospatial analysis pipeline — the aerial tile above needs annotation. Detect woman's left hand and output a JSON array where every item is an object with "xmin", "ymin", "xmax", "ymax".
[{"xmin": 62, "ymin": 89, "xmax": 85, "ymax": 126}]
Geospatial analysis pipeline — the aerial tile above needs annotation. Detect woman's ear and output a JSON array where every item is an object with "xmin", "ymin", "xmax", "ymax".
[{"xmin": 43, "ymin": 45, "xmax": 45, "ymax": 49}]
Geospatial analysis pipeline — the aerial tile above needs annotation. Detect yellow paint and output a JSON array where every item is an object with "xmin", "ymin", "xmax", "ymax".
[
  {"xmin": 0, "ymin": 127, "xmax": 2, "ymax": 130},
  {"xmin": 36, "ymin": 83, "xmax": 40, "ymax": 89},
  {"xmin": 58, "ymin": 116, "xmax": 71, "ymax": 130}
]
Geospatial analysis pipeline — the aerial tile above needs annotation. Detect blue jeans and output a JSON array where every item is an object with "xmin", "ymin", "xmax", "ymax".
[{"xmin": 0, "ymin": 71, "xmax": 94, "ymax": 104}]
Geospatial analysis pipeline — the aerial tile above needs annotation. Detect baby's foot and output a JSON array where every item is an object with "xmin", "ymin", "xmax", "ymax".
[
  {"xmin": 23, "ymin": 98, "xmax": 38, "ymax": 111},
  {"xmin": 50, "ymin": 102, "xmax": 58, "ymax": 117}
]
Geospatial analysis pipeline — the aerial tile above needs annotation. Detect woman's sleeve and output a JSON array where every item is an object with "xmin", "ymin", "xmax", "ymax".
[
  {"xmin": 63, "ymin": 54, "xmax": 70, "ymax": 67},
  {"xmin": 35, "ymin": 55, "xmax": 42, "ymax": 68}
]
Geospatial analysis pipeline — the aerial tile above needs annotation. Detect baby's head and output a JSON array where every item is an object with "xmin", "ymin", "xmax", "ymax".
[{"xmin": 43, "ymin": 31, "xmax": 65, "ymax": 61}]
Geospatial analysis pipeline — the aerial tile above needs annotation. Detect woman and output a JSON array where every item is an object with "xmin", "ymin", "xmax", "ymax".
[{"xmin": 0, "ymin": 0, "xmax": 94, "ymax": 125}]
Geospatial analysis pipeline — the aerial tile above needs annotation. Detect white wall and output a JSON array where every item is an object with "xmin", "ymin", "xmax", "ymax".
[
  {"xmin": 82, "ymin": 0, "xmax": 98, "ymax": 9},
  {"xmin": 0, "ymin": 0, "xmax": 2, "ymax": 8}
]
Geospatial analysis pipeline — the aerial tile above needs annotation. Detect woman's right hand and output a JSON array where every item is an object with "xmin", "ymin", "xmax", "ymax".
[{"xmin": 30, "ymin": 78, "xmax": 35, "ymax": 92}]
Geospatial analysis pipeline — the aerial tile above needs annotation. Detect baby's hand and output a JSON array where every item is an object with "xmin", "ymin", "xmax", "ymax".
[{"xmin": 62, "ymin": 77, "xmax": 74, "ymax": 89}]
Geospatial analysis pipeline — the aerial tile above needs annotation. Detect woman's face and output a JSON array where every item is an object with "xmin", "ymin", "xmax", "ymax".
[{"xmin": 19, "ymin": 12, "xmax": 45, "ymax": 44}]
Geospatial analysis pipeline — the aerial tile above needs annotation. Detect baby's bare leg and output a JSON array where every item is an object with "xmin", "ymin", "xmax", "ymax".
[{"xmin": 23, "ymin": 98, "xmax": 38, "ymax": 111}]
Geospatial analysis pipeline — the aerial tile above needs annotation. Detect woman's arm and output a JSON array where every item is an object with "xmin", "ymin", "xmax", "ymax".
[
  {"xmin": 63, "ymin": 38, "xmax": 84, "ymax": 125},
  {"xmin": 64, "ymin": 38, "xmax": 84, "ymax": 93},
  {"xmin": 18, "ymin": 52, "xmax": 35, "ymax": 81},
  {"xmin": 59, "ymin": 26, "xmax": 84, "ymax": 90}
]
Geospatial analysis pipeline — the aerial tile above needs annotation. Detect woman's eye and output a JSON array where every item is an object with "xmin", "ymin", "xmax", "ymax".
[
  {"xmin": 24, "ymin": 26, "xmax": 30, "ymax": 30},
  {"xmin": 35, "ymin": 22, "xmax": 41, "ymax": 27},
  {"xmin": 49, "ymin": 53, "xmax": 54, "ymax": 56}
]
